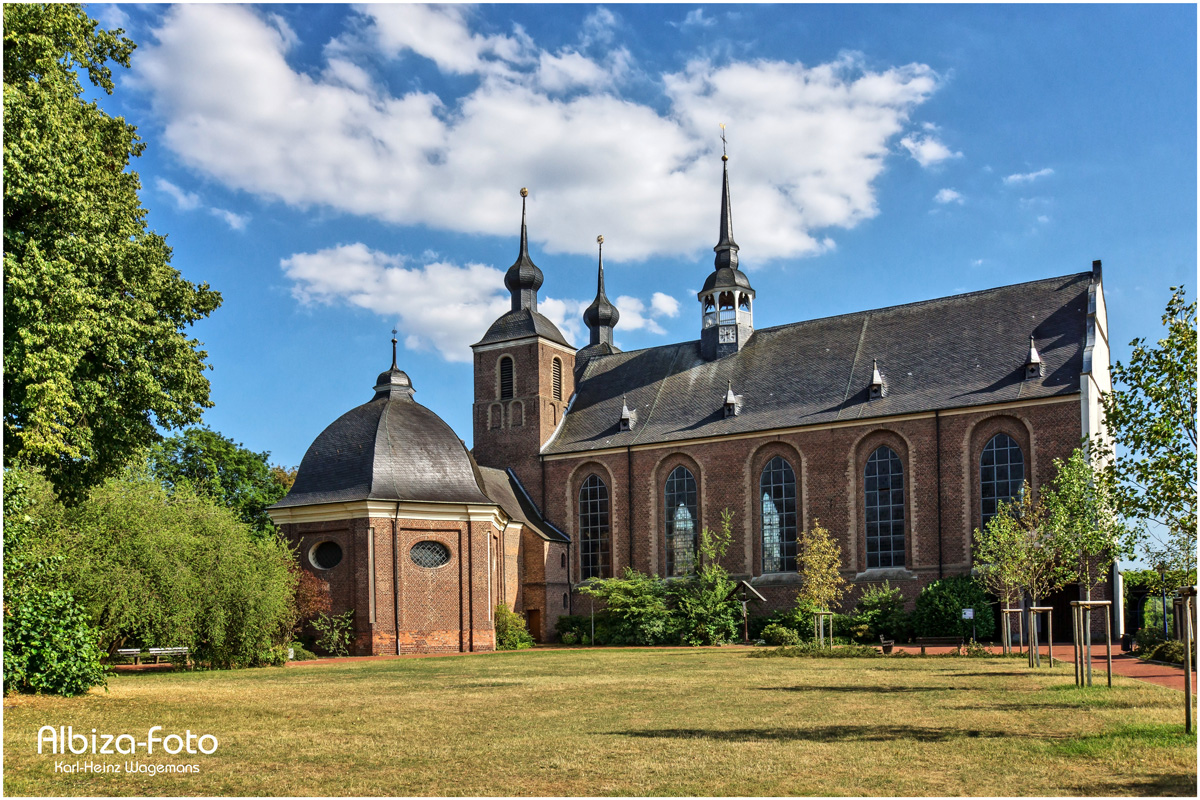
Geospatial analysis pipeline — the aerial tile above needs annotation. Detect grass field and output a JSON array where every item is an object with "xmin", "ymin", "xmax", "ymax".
[{"xmin": 3, "ymin": 647, "xmax": 1196, "ymax": 797}]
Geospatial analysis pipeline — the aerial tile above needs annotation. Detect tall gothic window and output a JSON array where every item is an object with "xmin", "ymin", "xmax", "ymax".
[
  {"xmin": 760, "ymin": 456, "xmax": 797, "ymax": 573},
  {"xmin": 552, "ymin": 358, "xmax": 563, "ymax": 401},
  {"xmin": 499, "ymin": 356, "xmax": 514, "ymax": 399},
  {"xmin": 981, "ymin": 433, "xmax": 1025, "ymax": 528},
  {"xmin": 864, "ymin": 446, "xmax": 905, "ymax": 569},
  {"xmin": 578, "ymin": 475, "xmax": 610, "ymax": 580},
  {"xmin": 665, "ymin": 465, "xmax": 698, "ymax": 577}
]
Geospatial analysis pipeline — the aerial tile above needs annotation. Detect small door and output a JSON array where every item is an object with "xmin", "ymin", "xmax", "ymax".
[{"xmin": 525, "ymin": 609, "xmax": 542, "ymax": 643}]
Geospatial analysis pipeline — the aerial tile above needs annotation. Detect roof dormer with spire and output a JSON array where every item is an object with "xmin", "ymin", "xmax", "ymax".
[{"xmin": 700, "ymin": 128, "xmax": 756, "ymax": 361}]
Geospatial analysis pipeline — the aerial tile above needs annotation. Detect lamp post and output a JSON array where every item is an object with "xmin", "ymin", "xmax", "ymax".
[{"xmin": 1156, "ymin": 562, "xmax": 1170, "ymax": 639}]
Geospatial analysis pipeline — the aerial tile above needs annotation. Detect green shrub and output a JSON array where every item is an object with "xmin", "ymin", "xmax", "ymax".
[
  {"xmin": 748, "ymin": 642, "xmax": 884, "ymax": 659},
  {"xmin": 560, "ymin": 631, "xmax": 578, "ymax": 645},
  {"xmin": 853, "ymin": 581, "xmax": 912, "ymax": 642},
  {"xmin": 580, "ymin": 633, "xmax": 591, "ymax": 646},
  {"xmin": 577, "ymin": 569, "xmax": 676, "ymax": 645},
  {"xmin": 667, "ymin": 510, "xmax": 741, "ymax": 646},
  {"xmin": 1134, "ymin": 625, "xmax": 1167, "ymax": 655},
  {"xmin": 760, "ymin": 623, "xmax": 801, "ymax": 646},
  {"xmin": 4, "ymin": 584, "xmax": 107, "ymax": 695},
  {"xmin": 311, "ymin": 610, "xmax": 355, "ymax": 657},
  {"xmin": 494, "ymin": 604, "xmax": 534, "ymax": 650},
  {"xmin": 555, "ymin": 614, "xmax": 589, "ymax": 639},
  {"xmin": 288, "ymin": 642, "xmax": 318, "ymax": 661},
  {"xmin": 1147, "ymin": 639, "xmax": 1195, "ymax": 665},
  {"xmin": 912, "ymin": 576, "xmax": 994, "ymax": 639}
]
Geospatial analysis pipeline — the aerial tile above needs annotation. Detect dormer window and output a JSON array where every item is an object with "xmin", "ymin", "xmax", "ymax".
[
  {"xmin": 1025, "ymin": 336, "xmax": 1043, "ymax": 379},
  {"xmin": 724, "ymin": 381, "xmax": 742, "ymax": 417},
  {"xmin": 869, "ymin": 359, "xmax": 884, "ymax": 399},
  {"xmin": 619, "ymin": 396, "xmax": 637, "ymax": 431}
]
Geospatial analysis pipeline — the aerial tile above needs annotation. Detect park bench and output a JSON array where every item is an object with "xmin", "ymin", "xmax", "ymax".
[
  {"xmin": 878, "ymin": 634, "xmax": 895, "ymax": 654},
  {"xmin": 116, "ymin": 648, "xmax": 142, "ymax": 664},
  {"xmin": 145, "ymin": 647, "xmax": 190, "ymax": 665},
  {"xmin": 914, "ymin": 636, "xmax": 964, "ymax": 655}
]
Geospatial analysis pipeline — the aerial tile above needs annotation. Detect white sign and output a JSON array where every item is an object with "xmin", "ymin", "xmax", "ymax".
[{"xmin": 961, "ymin": 608, "xmax": 975, "ymax": 620}]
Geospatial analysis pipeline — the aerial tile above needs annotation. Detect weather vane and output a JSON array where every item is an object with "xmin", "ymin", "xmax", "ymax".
[{"xmin": 720, "ymin": 123, "xmax": 727, "ymax": 159}]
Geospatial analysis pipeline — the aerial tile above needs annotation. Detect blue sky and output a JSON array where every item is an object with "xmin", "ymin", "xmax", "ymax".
[{"xmin": 88, "ymin": 3, "xmax": 1195, "ymax": 471}]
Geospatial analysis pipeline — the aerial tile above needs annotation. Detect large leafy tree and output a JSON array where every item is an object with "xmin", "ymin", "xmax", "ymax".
[
  {"xmin": 1094, "ymin": 287, "xmax": 1197, "ymax": 573},
  {"xmin": 148, "ymin": 427, "xmax": 294, "ymax": 534},
  {"xmin": 3, "ymin": 4, "xmax": 221, "ymax": 501}
]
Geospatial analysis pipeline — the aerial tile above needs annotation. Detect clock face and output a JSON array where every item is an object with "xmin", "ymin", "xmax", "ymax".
[{"xmin": 719, "ymin": 326, "xmax": 736, "ymax": 344}]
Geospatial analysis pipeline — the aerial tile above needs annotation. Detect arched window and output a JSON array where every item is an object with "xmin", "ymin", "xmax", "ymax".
[
  {"xmin": 552, "ymin": 358, "xmax": 563, "ymax": 401},
  {"xmin": 510, "ymin": 400, "xmax": 524, "ymax": 427},
  {"xmin": 578, "ymin": 475, "xmax": 610, "ymax": 580},
  {"xmin": 665, "ymin": 465, "xmax": 698, "ymax": 577},
  {"xmin": 981, "ymin": 433, "xmax": 1025, "ymax": 528},
  {"xmin": 864, "ymin": 446, "xmax": 905, "ymax": 569},
  {"xmin": 760, "ymin": 456, "xmax": 797, "ymax": 573},
  {"xmin": 499, "ymin": 356, "xmax": 514, "ymax": 399}
]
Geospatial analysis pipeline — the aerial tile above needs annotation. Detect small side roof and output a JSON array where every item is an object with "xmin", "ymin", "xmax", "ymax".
[{"xmin": 477, "ymin": 466, "xmax": 570, "ymax": 543}]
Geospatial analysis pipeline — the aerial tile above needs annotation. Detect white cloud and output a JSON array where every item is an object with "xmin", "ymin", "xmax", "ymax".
[
  {"xmin": 210, "ymin": 208, "xmax": 250, "ymax": 231},
  {"xmin": 94, "ymin": 4, "xmax": 130, "ymax": 32},
  {"xmin": 157, "ymin": 178, "xmax": 201, "ymax": 211},
  {"xmin": 1003, "ymin": 167, "xmax": 1054, "ymax": 185},
  {"xmin": 1036, "ymin": 215, "xmax": 1050, "ymax": 224},
  {"xmin": 899, "ymin": 133, "xmax": 962, "ymax": 167},
  {"xmin": 282, "ymin": 243, "xmax": 676, "ymax": 361},
  {"xmin": 934, "ymin": 188, "xmax": 963, "ymax": 204},
  {"xmin": 673, "ymin": 9, "xmax": 718, "ymax": 28},
  {"xmin": 651, "ymin": 292, "xmax": 681, "ymax": 318},
  {"xmin": 139, "ymin": 6, "xmax": 942, "ymax": 264}
]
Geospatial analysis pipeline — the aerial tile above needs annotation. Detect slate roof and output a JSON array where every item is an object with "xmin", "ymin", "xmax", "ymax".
[
  {"xmin": 475, "ymin": 308, "xmax": 571, "ymax": 348},
  {"xmin": 272, "ymin": 381, "xmax": 492, "ymax": 508},
  {"xmin": 543, "ymin": 272, "xmax": 1092, "ymax": 455},
  {"xmin": 477, "ymin": 467, "xmax": 569, "ymax": 543}
]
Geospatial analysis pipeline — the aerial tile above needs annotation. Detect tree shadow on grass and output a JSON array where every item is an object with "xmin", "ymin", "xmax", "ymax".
[
  {"xmin": 1064, "ymin": 774, "xmax": 1197, "ymax": 797},
  {"xmin": 758, "ymin": 685, "xmax": 967, "ymax": 694},
  {"xmin": 611, "ymin": 725, "xmax": 1016, "ymax": 743}
]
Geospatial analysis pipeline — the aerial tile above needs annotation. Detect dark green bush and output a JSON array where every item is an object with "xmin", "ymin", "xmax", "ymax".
[
  {"xmin": 912, "ymin": 576, "xmax": 994, "ymax": 639},
  {"xmin": 852, "ymin": 581, "xmax": 912, "ymax": 642},
  {"xmin": 748, "ymin": 642, "xmax": 884, "ymax": 659},
  {"xmin": 1134, "ymin": 625, "xmax": 1167, "ymax": 655},
  {"xmin": 560, "ymin": 631, "xmax": 578, "ymax": 645},
  {"xmin": 1147, "ymin": 639, "xmax": 1195, "ymax": 665},
  {"xmin": 760, "ymin": 623, "xmax": 801, "ymax": 646},
  {"xmin": 494, "ymin": 603, "xmax": 534, "ymax": 650},
  {"xmin": 4, "ymin": 584, "xmax": 107, "ymax": 695},
  {"xmin": 577, "ymin": 569, "xmax": 676, "ymax": 645}
]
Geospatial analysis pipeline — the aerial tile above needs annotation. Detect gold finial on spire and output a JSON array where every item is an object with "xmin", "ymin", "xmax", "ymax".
[
  {"xmin": 597, "ymin": 234, "xmax": 604, "ymax": 245},
  {"xmin": 720, "ymin": 123, "xmax": 728, "ymax": 161},
  {"xmin": 520, "ymin": 187, "xmax": 528, "ymax": 198}
]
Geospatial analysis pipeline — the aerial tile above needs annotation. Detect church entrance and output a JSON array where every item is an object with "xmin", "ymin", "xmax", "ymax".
[{"xmin": 525, "ymin": 609, "xmax": 542, "ymax": 643}]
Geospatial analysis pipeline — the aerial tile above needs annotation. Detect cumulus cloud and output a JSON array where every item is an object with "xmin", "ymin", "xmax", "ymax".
[
  {"xmin": 933, "ymin": 188, "xmax": 963, "ymax": 204},
  {"xmin": 899, "ymin": 133, "xmax": 962, "ymax": 167},
  {"xmin": 1003, "ymin": 167, "xmax": 1054, "ymax": 185},
  {"xmin": 210, "ymin": 208, "xmax": 250, "ymax": 231},
  {"xmin": 673, "ymin": 9, "xmax": 718, "ymax": 28},
  {"xmin": 282, "ymin": 243, "xmax": 676, "ymax": 361},
  {"xmin": 138, "ymin": 6, "xmax": 943, "ymax": 263}
]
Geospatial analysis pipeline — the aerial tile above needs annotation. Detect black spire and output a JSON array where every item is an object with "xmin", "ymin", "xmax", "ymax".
[
  {"xmin": 503, "ymin": 187, "xmax": 544, "ymax": 311},
  {"xmin": 583, "ymin": 235, "xmax": 619, "ymax": 346},
  {"xmin": 713, "ymin": 133, "xmax": 739, "ymax": 270},
  {"xmin": 374, "ymin": 329, "xmax": 414, "ymax": 401}
]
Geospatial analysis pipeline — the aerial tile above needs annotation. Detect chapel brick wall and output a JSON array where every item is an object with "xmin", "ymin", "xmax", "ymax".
[{"xmin": 546, "ymin": 398, "xmax": 1086, "ymax": 632}]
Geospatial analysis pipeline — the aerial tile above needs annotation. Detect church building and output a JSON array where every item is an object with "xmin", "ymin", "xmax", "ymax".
[{"xmin": 270, "ymin": 152, "xmax": 1115, "ymax": 653}]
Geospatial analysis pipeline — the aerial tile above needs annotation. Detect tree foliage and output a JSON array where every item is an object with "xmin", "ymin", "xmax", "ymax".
[
  {"xmin": 668, "ymin": 508, "xmax": 740, "ymax": 646},
  {"xmin": 912, "ymin": 575, "xmax": 994, "ymax": 639},
  {"xmin": 1093, "ymin": 286, "xmax": 1197, "ymax": 572},
  {"xmin": 148, "ymin": 427, "xmax": 293, "ymax": 533},
  {"xmin": 577, "ymin": 568, "xmax": 675, "ymax": 645},
  {"xmin": 795, "ymin": 519, "xmax": 846, "ymax": 611},
  {"xmin": 3, "ymin": 4, "xmax": 221, "ymax": 501},
  {"xmin": 6, "ymin": 465, "xmax": 297, "ymax": 671},
  {"xmin": 1042, "ymin": 449, "xmax": 1130, "ymax": 598}
]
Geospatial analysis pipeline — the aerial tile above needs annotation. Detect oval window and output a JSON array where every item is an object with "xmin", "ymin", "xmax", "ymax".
[
  {"xmin": 410, "ymin": 541, "xmax": 451, "ymax": 568},
  {"xmin": 310, "ymin": 541, "xmax": 343, "ymax": 570}
]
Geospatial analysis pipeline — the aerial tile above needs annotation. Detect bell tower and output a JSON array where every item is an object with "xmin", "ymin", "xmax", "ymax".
[
  {"xmin": 472, "ymin": 188, "xmax": 575, "ymax": 503},
  {"xmin": 699, "ymin": 138, "xmax": 755, "ymax": 360}
]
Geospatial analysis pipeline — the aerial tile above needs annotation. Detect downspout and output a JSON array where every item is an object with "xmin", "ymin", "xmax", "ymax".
[
  {"xmin": 466, "ymin": 503, "xmax": 474, "ymax": 652},
  {"xmin": 935, "ymin": 410, "xmax": 943, "ymax": 579},
  {"xmin": 627, "ymin": 445, "xmax": 634, "ymax": 571},
  {"xmin": 393, "ymin": 502, "xmax": 401, "ymax": 655}
]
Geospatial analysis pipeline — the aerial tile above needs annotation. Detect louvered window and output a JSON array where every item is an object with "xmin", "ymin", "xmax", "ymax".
[
  {"xmin": 552, "ymin": 358, "xmax": 563, "ymax": 401},
  {"xmin": 499, "ymin": 356, "xmax": 514, "ymax": 399}
]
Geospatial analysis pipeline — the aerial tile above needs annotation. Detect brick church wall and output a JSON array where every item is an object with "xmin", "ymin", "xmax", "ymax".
[{"xmin": 545, "ymin": 397, "xmax": 1087, "ymax": 634}]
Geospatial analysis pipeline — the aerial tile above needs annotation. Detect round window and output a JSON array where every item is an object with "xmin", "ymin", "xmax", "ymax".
[
  {"xmin": 310, "ymin": 541, "xmax": 343, "ymax": 570},
  {"xmin": 410, "ymin": 541, "xmax": 451, "ymax": 568}
]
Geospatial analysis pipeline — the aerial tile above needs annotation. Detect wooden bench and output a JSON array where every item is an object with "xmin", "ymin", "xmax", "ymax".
[
  {"xmin": 878, "ymin": 634, "xmax": 895, "ymax": 654},
  {"xmin": 915, "ymin": 636, "xmax": 964, "ymax": 655},
  {"xmin": 116, "ymin": 648, "xmax": 142, "ymax": 665},
  {"xmin": 145, "ymin": 647, "xmax": 190, "ymax": 665}
]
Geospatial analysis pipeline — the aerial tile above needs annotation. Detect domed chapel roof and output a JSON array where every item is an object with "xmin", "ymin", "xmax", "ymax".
[{"xmin": 272, "ymin": 346, "xmax": 491, "ymax": 509}]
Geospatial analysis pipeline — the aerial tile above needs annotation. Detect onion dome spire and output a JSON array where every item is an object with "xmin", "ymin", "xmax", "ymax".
[
  {"xmin": 583, "ymin": 234, "xmax": 619, "ymax": 347},
  {"xmin": 504, "ymin": 187, "xmax": 544, "ymax": 311},
  {"xmin": 374, "ymin": 329, "xmax": 415, "ymax": 400},
  {"xmin": 714, "ymin": 130, "xmax": 739, "ymax": 271}
]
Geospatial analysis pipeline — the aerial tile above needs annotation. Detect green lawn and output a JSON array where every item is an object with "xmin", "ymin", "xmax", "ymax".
[{"xmin": 3, "ymin": 647, "xmax": 1196, "ymax": 796}]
